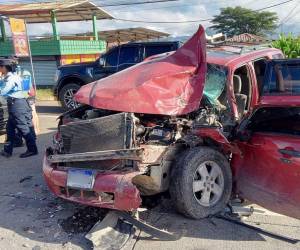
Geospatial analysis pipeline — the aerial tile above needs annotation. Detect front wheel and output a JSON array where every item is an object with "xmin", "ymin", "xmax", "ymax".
[
  {"xmin": 59, "ymin": 83, "xmax": 81, "ymax": 110},
  {"xmin": 170, "ymin": 147, "xmax": 232, "ymax": 219}
]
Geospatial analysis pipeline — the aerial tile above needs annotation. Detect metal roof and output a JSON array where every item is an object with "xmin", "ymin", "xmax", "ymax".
[
  {"xmin": 226, "ymin": 33, "xmax": 269, "ymax": 44},
  {"xmin": 81, "ymin": 27, "xmax": 170, "ymax": 43},
  {"xmin": 0, "ymin": 1, "xmax": 113, "ymax": 23}
]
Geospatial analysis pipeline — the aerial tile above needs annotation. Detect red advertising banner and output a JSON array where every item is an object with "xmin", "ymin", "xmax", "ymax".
[{"xmin": 9, "ymin": 18, "xmax": 30, "ymax": 57}]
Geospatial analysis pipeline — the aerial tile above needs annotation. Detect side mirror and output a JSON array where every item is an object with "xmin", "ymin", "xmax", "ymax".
[{"xmin": 99, "ymin": 57, "xmax": 105, "ymax": 67}]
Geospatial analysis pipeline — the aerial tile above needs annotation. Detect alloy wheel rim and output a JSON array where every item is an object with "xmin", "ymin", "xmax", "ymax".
[
  {"xmin": 193, "ymin": 160, "xmax": 224, "ymax": 207},
  {"xmin": 64, "ymin": 88, "xmax": 79, "ymax": 109}
]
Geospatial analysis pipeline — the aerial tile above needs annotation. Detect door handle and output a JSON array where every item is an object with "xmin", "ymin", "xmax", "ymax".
[{"xmin": 279, "ymin": 149, "xmax": 300, "ymax": 158}]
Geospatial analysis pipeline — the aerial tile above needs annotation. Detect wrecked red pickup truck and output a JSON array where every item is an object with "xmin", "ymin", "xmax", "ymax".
[{"xmin": 43, "ymin": 26, "xmax": 300, "ymax": 220}]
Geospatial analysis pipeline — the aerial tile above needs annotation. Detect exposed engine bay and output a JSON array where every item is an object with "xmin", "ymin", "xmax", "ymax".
[
  {"xmin": 56, "ymin": 100, "xmax": 231, "ymax": 153},
  {"xmin": 48, "ymin": 95, "xmax": 233, "ymax": 196}
]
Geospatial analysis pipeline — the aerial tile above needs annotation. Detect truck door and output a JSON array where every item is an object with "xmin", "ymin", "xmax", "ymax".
[
  {"xmin": 117, "ymin": 46, "xmax": 141, "ymax": 72},
  {"xmin": 233, "ymin": 59, "xmax": 300, "ymax": 219},
  {"xmin": 93, "ymin": 47, "xmax": 120, "ymax": 80}
]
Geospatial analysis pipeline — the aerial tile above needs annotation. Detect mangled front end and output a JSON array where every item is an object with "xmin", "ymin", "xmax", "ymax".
[
  {"xmin": 44, "ymin": 109, "xmax": 191, "ymax": 210},
  {"xmin": 43, "ymin": 26, "xmax": 208, "ymax": 211}
]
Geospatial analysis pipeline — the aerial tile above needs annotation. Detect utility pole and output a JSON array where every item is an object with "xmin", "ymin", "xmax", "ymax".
[
  {"xmin": 92, "ymin": 14, "xmax": 98, "ymax": 41},
  {"xmin": 0, "ymin": 17, "xmax": 7, "ymax": 42},
  {"xmin": 51, "ymin": 10, "xmax": 59, "ymax": 40}
]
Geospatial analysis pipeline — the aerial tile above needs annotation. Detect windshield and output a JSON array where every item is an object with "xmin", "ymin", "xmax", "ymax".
[{"xmin": 204, "ymin": 64, "xmax": 228, "ymax": 105}]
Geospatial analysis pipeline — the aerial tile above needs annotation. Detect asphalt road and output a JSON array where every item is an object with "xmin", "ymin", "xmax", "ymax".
[{"xmin": 0, "ymin": 101, "xmax": 299, "ymax": 250}]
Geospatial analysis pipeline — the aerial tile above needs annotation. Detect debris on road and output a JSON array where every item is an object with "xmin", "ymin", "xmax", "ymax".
[
  {"xmin": 86, "ymin": 211, "xmax": 133, "ymax": 250},
  {"xmin": 85, "ymin": 209, "xmax": 180, "ymax": 250},
  {"xmin": 229, "ymin": 204, "xmax": 254, "ymax": 217},
  {"xmin": 19, "ymin": 176, "xmax": 33, "ymax": 183},
  {"xmin": 216, "ymin": 214, "xmax": 300, "ymax": 244},
  {"xmin": 118, "ymin": 211, "xmax": 180, "ymax": 241},
  {"xmin": 59, "ymin": 207, "xmax": 108, "ymax": 234}
]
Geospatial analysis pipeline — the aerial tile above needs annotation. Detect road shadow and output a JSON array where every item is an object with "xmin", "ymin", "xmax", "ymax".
[{"xmin": 36, "ymin": 101, "xmax": 64, "ymax": 115}]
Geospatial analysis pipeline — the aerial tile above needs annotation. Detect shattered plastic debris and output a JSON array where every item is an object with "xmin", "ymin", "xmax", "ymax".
[
  {"xmin": 19, "ymin": 176, "xmax": 33, "ymax": 183},
  {"xmin": 59, "ymin": 207, "xmax": 108, "ymax": 234},
  {"xmin": 86, "ymin": 211, "xmax": 134, "ymax": 249}
]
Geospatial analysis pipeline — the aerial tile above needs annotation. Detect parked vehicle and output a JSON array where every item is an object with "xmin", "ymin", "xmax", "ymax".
[
  {"xmin": 0, "ymin": 96, "xmax": 8, "ymax": 132},
  {"xmin": 54, "ymin": 41, "xmax": 181, "ymax": 110},
  {"xmin": 44, "ymin": 26, "xmax": 300, "ymax": 220}
]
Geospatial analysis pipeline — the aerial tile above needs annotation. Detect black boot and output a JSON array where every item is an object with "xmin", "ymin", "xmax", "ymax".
[
  {"xmin": 1, "ymin": 150, "xmax": 12, "ymax": 158},
  {"xmin": 20, "ymin": 133, "xmax": 38, "ymax": 158},
  {"xmin": 20, "ymin": 150, "xmax": 38, "ymax": 158}
]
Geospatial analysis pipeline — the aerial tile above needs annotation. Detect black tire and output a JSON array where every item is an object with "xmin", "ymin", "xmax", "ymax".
[
  {"xmin": 59, "ymin": 83, "xmax": 81, "ymax": 110},
  {"xmin": 170, "ymin": 147, "xmax": 232, "ymax": 219}
]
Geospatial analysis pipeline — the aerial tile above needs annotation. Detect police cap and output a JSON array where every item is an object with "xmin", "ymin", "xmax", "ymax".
[{"xmin": 0, "ymin": 58, "xmax": 17, "ymax": 66}]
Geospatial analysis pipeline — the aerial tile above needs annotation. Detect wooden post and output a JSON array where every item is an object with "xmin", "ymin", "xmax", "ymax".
[
  {"xmin": 92, "ymin": 14, "xmax": 98, "ymax": 41},
  {"xmin": 0, "ymin": 18, "xmax": 7, "ymax": 42},
  {"xmin": 51, "ymin": 11, "xmax": 59, "ymax": 40}
]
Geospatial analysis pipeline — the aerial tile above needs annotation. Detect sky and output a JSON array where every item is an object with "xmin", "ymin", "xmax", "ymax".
[{"xmin": 1, "ymin": 0, "xmax": 300, "ymax": 37}]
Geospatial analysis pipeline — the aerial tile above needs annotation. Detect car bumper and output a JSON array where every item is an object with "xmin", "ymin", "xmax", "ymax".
[{"xmin": 43, "ymin": 154, "xmax": 142, "ymax": 211}]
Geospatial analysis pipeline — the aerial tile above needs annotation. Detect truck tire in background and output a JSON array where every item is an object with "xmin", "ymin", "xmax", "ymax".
[
  {"xmin": 170, "ymin": 147, "xmax": 232, "ymax": 219},
  {"xmin": 59, "ymin": 83, "xmax": 81, "ymax": 110}
]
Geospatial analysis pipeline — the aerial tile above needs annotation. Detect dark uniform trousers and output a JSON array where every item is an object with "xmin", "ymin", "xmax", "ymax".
[{"xmin": 5, "ymin": 97, "xmax": 37, "ymax": 155}]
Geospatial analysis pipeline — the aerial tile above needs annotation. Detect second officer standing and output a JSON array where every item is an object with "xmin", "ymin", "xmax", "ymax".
[{"xmin": 0, "ymin": 58, "xmax": 38, "ymax": 158}]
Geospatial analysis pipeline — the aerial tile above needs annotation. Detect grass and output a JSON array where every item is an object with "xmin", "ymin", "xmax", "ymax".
[{"xmin": 36, "ymin": 87, "xmax": 56, "ymax": 101}]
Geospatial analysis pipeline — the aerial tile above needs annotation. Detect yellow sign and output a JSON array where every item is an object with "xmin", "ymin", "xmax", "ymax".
[
  {"xmin": 61, "ymin": 54, "xmax": 100, "ymax": 65},
  {"xmin": 10, "ymin": 18, "xmax": 26, "ymax": 34}
]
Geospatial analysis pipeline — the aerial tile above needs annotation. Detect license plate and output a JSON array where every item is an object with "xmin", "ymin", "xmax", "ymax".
[{"xmin": 67, "ymin": 169, "xmax": 95, "ymax": 190}]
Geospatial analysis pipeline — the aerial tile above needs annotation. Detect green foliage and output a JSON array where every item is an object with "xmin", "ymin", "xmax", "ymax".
[
  {"xmin": 211, "ymin": 7, "xmax": 278, "ymax": 37},
  {"xmin": 272, "ymin": 34, "xmax": 300, "ymax": 58}
]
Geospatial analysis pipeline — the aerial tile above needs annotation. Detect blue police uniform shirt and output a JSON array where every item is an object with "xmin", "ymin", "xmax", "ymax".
[{"xmin": 0, "ymin": 72, "xmax": 26, "ymax": 99}]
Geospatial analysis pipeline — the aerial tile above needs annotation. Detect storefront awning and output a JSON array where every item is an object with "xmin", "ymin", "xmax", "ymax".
[
  {"xmin": 75, "ymin": 27, "xmax": 170, "ymax": 43},
  {"xmin": 0, "ymin": 1, "xmax": 113, "ymax": 23},
  {"xmin": 98, "ymin": 27, "xmax": 170, "ymax": 43}
]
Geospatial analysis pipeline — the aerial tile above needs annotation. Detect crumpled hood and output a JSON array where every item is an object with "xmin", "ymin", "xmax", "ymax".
[{"xmin": 74, "ymin": 26, "xmax": 207, "ymax": 115}]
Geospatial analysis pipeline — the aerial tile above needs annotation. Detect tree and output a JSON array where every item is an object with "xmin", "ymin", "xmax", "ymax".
[{"xmin": 211, "ymin": 7, "xmax": 278, "ymax": 37}]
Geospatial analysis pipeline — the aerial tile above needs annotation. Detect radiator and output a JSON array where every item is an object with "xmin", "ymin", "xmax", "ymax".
[{"xmin": 60, "ymin": 112, "xmax": 134, "ymax": 154}]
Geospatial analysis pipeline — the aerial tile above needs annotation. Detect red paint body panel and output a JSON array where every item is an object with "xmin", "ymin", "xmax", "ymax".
[
  {"xmin": 192, "ymin": 127, "xmax": 239, "ymax": 154},
  {"xmin": 233, "ymin": 133, "xmax": 300, "ymax": 219},
  {"xmin": 75, "ymin": 26, "xmax": 207, "ymax": 116},
  {"xmin": 260, "ymin": 96, "xmax": 300, "ymax": 107},
  {"xmin": 207, "ymin": 48, "xmax": 282, "ymax": 68},
  {"xmin": 43, "ymin": 156, "xmax": 142, "ymax": 211}
]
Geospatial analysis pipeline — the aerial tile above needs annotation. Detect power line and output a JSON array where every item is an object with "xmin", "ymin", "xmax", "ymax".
[
  {"xmin": 113, "ymin": 17, "xmax": 211, "ymax": 24},
  {"xmin": 96, "ymin": 0, "xmax": 179, "ymax": 7},
  {"xmin": 110, "ymin": 3, "xmax": 196, "ymax": 12},
  {"xmin": 111, "ymin": 0, "xmax": 296, "ymax": 24},
  {"xmin": 0, "ymin": 0, "xmax": 178, "ymax": 5},
  {"xmin": 254, "ymin": 0, "xmax": 295, "ymax": 11},
  {"xmin": 279, "ymin": 1, "xmax": 299, "ymax": 24},
  {"xmin": 110, "ymin": 0, "xmax": 232, "ymax": 12}
]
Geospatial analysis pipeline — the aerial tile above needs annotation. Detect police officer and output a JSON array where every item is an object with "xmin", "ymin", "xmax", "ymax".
[{"xmin": 0, "ymin": 58, "xmax": 38, "ymax": 158}]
